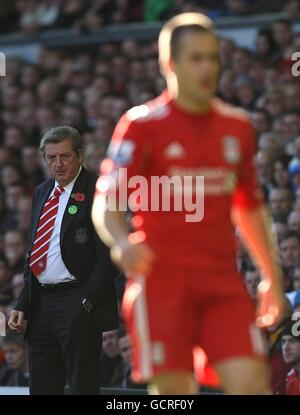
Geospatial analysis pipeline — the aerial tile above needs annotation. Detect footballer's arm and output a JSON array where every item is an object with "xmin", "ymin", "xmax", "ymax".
[
  {"xmin": 92, "ymin": 192, "xmax": 155, "ymax": 277},
  {"xmin": 231, "ymin": 204, "xmax": 285, "ymax": 328}
]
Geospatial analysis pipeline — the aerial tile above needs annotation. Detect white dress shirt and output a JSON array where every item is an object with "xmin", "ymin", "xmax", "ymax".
[{"xmin": 38, "ymin": 166, "xmax": 82, "ymax": 285}]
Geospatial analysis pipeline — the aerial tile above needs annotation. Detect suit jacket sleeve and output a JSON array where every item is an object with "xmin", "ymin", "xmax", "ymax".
[
  {"xmin": 14, "ymin": 257, "xmax": 30, "ymax": 318},
  {"xmin": 74, "ymin": 172, "xmax": 119, "ymax": 307},
  {"xmin": 81, "ymin": 221, "xmax": 119, "ymax": 307}
]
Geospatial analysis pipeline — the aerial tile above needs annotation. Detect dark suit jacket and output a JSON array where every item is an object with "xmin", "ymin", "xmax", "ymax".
[{"xmin": 15, "ymin": 167, "xmax": 119, "ymax": 332}]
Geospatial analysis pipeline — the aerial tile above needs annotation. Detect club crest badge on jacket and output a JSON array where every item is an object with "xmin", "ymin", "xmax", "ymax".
[{"xmin": 75, "ymin": 228, "xmax": 88, "ymax": 244}]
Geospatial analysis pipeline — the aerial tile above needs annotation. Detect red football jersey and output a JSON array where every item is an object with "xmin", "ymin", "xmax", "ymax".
[
  {"xmin": 97, "ymin": 91, "xmax": 263, "ymax": 272},
  {"xmin": 285, "ymin": 368, "xmax": 300, "ymax": 395}
]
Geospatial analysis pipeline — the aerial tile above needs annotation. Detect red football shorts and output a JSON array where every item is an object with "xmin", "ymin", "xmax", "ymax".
[{"xmin": 122, "ymin": 260, "xmax": 268, "ymax": 383}]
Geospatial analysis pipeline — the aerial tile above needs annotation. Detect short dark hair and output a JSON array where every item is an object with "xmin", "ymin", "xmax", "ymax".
[
  {"xmin": 273, "ymin": 18, "xmax": 292, "ymax": 29},
  {"xmin": 273, "ymin": 155, "xmax": 292, "ymax": 171},
  {"xmin": 279, "ymin": 230, "xmax": 300, "ymax": 246},
  {"xmin": 158, "ymin": 12, "xmax": 215, "ymax": 64},
  {"xmin": 2, "ymin": 331, "xmax": 26, "ymax": 348},
  {"xmin": 40, "ymin": 126, "xmax": 82, "ymax": 156},
  {"xmin": 170, "ymin": 24, "xmax": 212, "ymax": 59},
  {"xmin": 117, "ymin": 326, "xmax": 128, "ymax": 340},
  {"xmin": 281, "ymin": 320, "xmax": 300, "ymax": 342}
]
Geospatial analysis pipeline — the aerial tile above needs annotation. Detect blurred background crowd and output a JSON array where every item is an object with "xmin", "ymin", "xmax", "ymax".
[
  {"xmin": 0, "ymin": 0, "xmax": 300, "ymax": 394},
  {"xmin": 0, "ymin": 0, "xmax": 299, "ymax": 34}
]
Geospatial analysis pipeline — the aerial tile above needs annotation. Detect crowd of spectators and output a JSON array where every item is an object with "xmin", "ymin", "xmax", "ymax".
[
  {"xmin": 0, "ymin": 7, "xmax": 300, "ymax": 393},
  {"xmin": 0, "ymin": 1, "xmax": 299, "ymax": 34}
]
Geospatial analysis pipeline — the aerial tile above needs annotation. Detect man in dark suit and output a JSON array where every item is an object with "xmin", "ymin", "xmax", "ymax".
[{"xmin": 8, "ymin": 126, "xmax": 119, "ymax": 395}]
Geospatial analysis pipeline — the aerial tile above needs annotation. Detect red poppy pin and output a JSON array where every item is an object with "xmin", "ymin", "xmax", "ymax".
[{"xmin": 71, "ymin": 192, "xmax": 85, "ymax": 202}]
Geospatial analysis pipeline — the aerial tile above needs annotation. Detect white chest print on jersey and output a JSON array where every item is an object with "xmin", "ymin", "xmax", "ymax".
[
  {"xmin": 164, "ymin": 141, "xmax": 186, "ymax": 159},
  {"xmin": 223, "ymin": 135, "xmax": 241, "ymax": 164}
]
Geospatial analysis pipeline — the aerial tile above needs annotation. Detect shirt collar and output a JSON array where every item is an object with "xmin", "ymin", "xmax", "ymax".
[{"xmin": 55, "ymin": 165, "xmax": 82, "ymax": 196}]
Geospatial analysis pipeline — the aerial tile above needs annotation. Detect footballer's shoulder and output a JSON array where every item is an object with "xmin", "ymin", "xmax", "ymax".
[
  {"xmin": 213, "ymin": 98, "xmax": 251, "ymax": 125},
  {"xmin": 286, "ymin": 368, "xmax": 296, "ymax": 379},
  {"xmin": 125, "ymin": 94, "xmax": 171, "ymax": 124}
]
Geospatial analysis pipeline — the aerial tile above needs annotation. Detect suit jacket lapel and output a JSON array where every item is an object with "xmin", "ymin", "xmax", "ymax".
[
  {"xmin": 30, "ymin": 180, "xmax": 54, "ymax": 247},
  {"xmin": 60, "ymin": 167, "xmax": 89, "ymax": 244}
]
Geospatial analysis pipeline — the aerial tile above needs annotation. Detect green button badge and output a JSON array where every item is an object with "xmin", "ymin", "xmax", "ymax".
[{"xmin": 68, "ymin": 205, "xmax": 78, "ymax": 215}]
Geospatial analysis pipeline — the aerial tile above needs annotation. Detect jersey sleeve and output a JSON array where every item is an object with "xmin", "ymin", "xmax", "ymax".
[
  {"xmin": 232, "ymin": 121, "xmax": 264, "ymax": 209},
  {"xmin": 95, "ymin": 111, "xmax": 150, "ymax": 199}
]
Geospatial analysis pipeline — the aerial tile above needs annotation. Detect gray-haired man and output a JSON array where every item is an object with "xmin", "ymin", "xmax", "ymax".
[{"xmin": 9, "ymin": 126, "xmax": 119, "ymax": 394}]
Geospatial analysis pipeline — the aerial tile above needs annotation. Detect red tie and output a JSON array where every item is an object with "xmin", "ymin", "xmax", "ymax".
[{"xmin": 29, "ymin": 185, "xmax": 64, "ymax": 277}]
